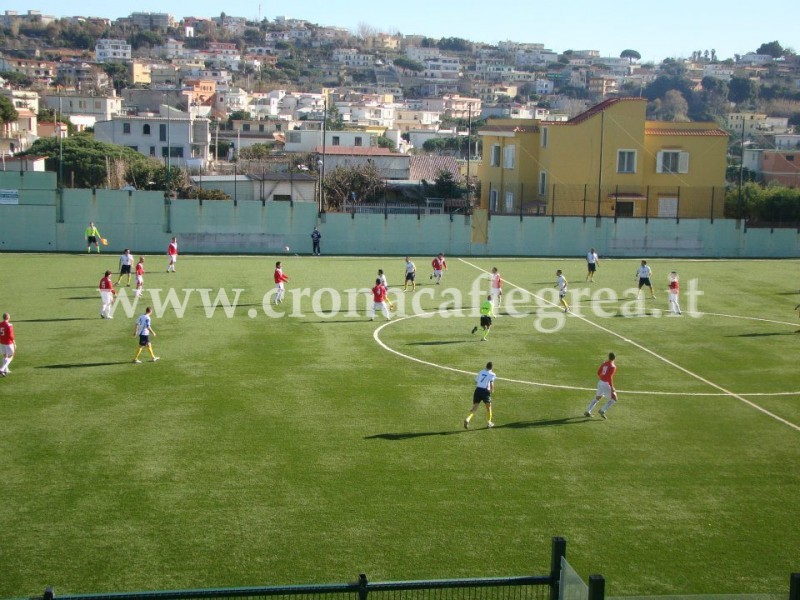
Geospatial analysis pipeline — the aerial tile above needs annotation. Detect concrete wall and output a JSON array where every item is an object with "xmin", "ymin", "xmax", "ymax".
[{"xmin": 1, "ymin": 172, "xmax": 798, "ymax": 256}]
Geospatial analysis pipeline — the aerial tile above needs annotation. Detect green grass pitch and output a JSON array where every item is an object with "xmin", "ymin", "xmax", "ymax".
[{"xmin": 0, "ymin": 252, "xmax": 799, "ymax": 598}]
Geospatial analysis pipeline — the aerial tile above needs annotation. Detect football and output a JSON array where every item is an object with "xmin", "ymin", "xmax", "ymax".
[{"xmin": 284, "ymin": 245, "xmax": 290, "ymax": 252}]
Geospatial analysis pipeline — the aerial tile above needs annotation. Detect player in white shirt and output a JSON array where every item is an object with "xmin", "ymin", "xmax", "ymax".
[
  {"xmin": 403, "ymin": 257, "xmax": 417, "ymax": 291},
  {"xmin": 490, "ymin": 267, "xmax": 502, "ymax": 311},
  {"xmin": 556, "ymin": 269, "xmax": 570, "ymax": 313},
  {"xmin": 585, "ymin": 248, "xmax": 599, "ymax": 282},
  {"xmin": 464, "ymin": 361, "xmax": 497, "ymax": 429},
  {"xmin": 133, "ymin": 306, "xmax": 159, "ymax": 363},
  {"xmin": 635, "ymin": 260, "xmax": 656, "ymax": 299},
  {"xmin": 115, "ymin": 249, "xmax": 134, "ymax": 287}
]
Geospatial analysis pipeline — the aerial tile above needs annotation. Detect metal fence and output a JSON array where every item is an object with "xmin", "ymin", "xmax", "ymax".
[
  {"xmin": 487, "ymin": 184, "xmax": 729, "ymax": 221},
  {"xmin": 28, "ymin": 540, "xmax": 567, "ymax": 600}
]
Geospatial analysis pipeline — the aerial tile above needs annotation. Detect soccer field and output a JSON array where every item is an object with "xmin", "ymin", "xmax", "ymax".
[{"xmin": 1, "ymin": 253, "xmax": 799, "ymax": 598}]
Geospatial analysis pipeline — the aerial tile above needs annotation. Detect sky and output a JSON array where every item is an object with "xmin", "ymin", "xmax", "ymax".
[{"xmin": 5, "ymin": 0, "xmax": 798, "ymax": 62}]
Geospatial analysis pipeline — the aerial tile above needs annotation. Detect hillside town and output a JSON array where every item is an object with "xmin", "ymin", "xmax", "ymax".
[{"xmin": 0, "ymin": 9, "xmax": 798, "ymax": 217}]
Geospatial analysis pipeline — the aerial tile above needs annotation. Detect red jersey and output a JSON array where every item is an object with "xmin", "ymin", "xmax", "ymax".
[
  {"xmin": 0, "ymin": 320, "xmax": 14, "ymax": 344},
  {"xmin": 274, "ymin": 268, "xmax": 289, "ymax": 284},
  {"xmin": 597, "ymin": 360, "xmax": 616, "ymax": 385},
  {"xmin": 432, "ymin": 256, "xmax": 446, "ymax": 270},
  {"xmin": 372, "ymin": 284, "xmax": 388, "ymax": 303},
  {"xmin": 491, "ymin": 273, "xmax": 502, "ymax": 289},
  {"xmin": 99, "ymin": 276, "xmax": 115, "ymax": 292},
  {"xmin": 669, "ymin": 280, "xmax": 679, "ymax": 294},
  {"xmin": 136, "ymin": 263, "xmax": 144, "ymax": 276},
  {"xmin": 168, "ymin": 242, "xmax": 178, "ymax": 256}
]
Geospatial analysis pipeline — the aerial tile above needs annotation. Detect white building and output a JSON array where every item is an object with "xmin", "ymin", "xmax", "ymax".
[
  {"xmin": 95, "ymin": 39, "xmax": 132, "ymax": 63},
  {"xmin": 42, "ymin": 92, "xmax": 122, "ymax": 128},
  {"xmin": 423, "ymin": 57, "xmax": 460, "ymax": 80},
  {"xmin": 93, "ymin": 106, "xmax": 210, "ymax": 168},
  {"xmin": 284, "ymin": 129, "xmax": 379, "ymax": 153},
  {"xmin": 332, "ymin": 49, "xmax": 374, "ymax": 68}
]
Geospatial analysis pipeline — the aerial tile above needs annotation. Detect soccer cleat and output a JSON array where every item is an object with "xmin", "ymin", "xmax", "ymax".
[
  {"xmin": 463, "ymin": 419, "xmax": 469, "ymax": 429},
  {"xmin": 487, "ymin": 421, "xmax": 494, "ymax": 428},
  {"xmin": 599, "ymin": 410, "xmax": 607, "ymax": 419},
  {"xmin": 151, "ymin": 357, "xmax": 160, "ymax": 362},
  {"xmin": 481, "ymin": 337, "xmax": 487, "ymax": 342},
  {"xmin": 430, "ymin": 274, "xmax": 433, "ymax": 279},
  {"xmin": 106, "ymin": 316, "xmax": 113, "ymax": 319},
  {"xmin": 133, "ymin": 359, "xmax": 141, "ymax": 364},
  {"xmin": 584, "ymin": 411, "xmax": 592, "ymax": 418},
  {"xmin": 0, "ymin": 371, "xmax": 6, "ymax": 377},
  {"xmin": 471, "ymin": 326, "xmax": 478, "ymax": 334}
]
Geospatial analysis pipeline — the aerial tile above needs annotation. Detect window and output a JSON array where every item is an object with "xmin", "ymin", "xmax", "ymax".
[
  {"xmin": 332, "ymin": 136, "xmax": 340, "ymax": 146},
  {"xmin": 656, "ymin": 150, "xmax": 689, "ymax": 174},
  {"xmin": 787, "ymin": 155, "xmax": 795, "ymax": 161},
  {"xmin": 273, "ymin": 194, "xmax": 292, "ymax": 201},
  {"xmin": 503, "ymin": 145, "xmax": 515, "ymax": 169},
  {"xmin": 243, "ymin": 123, "xmax": 250, "ymax": 131},
  {"xmin": 275, "ymin": 123, "xmax": 282, "ymax": 131},
  {"xmin": 161, "ymin": 147, "xmax": 184, "ymax": 158},
  {"xmin": 142, "ymin": 124, "xmax": 151, "ymax": 135},
  {"xmin": 149, "ymin": 146, "xmax": 156, "ymax": 156},
  {"xmin": 259, "ymin": 124, "xmax": 265, "ymax": 132},
  {"xmin": 541, "ymin": 127, "xmax": 548, "ymax": 148},
  {"xmin": 94, "ymin": 101, "xmax": 101, "ymax": 109},
  {"xmin": 538, "ymin": 171, "xmax": 547, "ymax": 196},
  {"xmin": 122, "ymin": 122, "xmax": 131, "ymax": 134},
  {"xmin": 355, "ymin": 136, "xmax": 363, "ymax": 147},
  {"xmin": 490, "ymin": 144, "xmax": 501, "ymax": 167},
  {"xmin": 617, "ymin": 150, "xmax": 636, "ymax": 173},
  {"xmin": 489, "ymin": 189, "xmax": 499, "ymax": 211},
  {"xmin": 504, "ymin": 191, "xmax": 514, "ymax": 212},
  {"xmin": 288, "ymin": 131, "xmax": 301, "ymax": 144},
  {"xmin": 159, "ymin": 124, "xmax": 167, "ymax": 141}
]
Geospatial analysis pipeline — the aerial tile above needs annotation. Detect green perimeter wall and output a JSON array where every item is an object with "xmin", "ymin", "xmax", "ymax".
[{"xmin": 0, "ymin": 172, "xmax": 798, "ymax": 257}]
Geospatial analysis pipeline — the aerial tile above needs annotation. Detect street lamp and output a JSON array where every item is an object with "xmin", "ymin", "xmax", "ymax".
[{"xmin": 317, "ymin": 158, "xmax": 324, "ymax": 214}]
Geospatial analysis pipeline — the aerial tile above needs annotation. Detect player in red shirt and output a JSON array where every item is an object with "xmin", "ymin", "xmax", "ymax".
[
  {"xmin": 584, "ymin": 352, "xmax": 618, "ymax": 419},
  {"xmin": 369, "ymin": 278, "xmax": 391, "ymax": 321},
  {"xmin": 273, "ymin": 261, "xmax": 289, "ymax": 304},
  {"xmin": 0, "ymin": 312, "xmax": 15, "ymax": 376},
  {"xmin": 99, "ymin": 270, "xmax": 117, "ymax": 319},
  {"xmin": 167, "ymin": 237, "xmax": 178, "ymax": 273},
  {"xmin": 134, "ymin": 257, "xmax": 146, "ymax": 298},
  {"xmin": 668, "ymin": 271, "xmax": 682, "ymax": 315},
  {"xmin": 430, "ymin": 253, "xmax": 448, "ymax": 285}
]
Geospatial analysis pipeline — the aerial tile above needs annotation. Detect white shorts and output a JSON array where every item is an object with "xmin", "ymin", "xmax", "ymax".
[
  {"xmin": 275, "ymin": 283, "xmax": 285, "ymax": 290},
  {"xmin": 491, "ymin": 287, "xmax": 501, "ymax": 298},
  {"xmin": 100, "ymin": 291, "xmax": 114, "ymax": 304},
  {"xmin": 169, "ymin": 254, "xmax": 177, "ymax": 263},
  {"xmin": 1, "ymin": 343, "xmax": 14, "ymax": 355},
  {"xmin": 136, "ymin": 275, "xmax": 143, "ymax": 285},
  {"xmin": 669, "ymin": 292, "xmax": 679, "ymax": 301},
  {"xmin": 596, "ymin": 380, "xmax": 612, "ymax": 398},
  {"xmin": 373, "ymin": 301, "xmax": 387, "ymax": 312},
  {"xmin": 433, "ymin": 269, "xmax": 442, "ymax": 277}
]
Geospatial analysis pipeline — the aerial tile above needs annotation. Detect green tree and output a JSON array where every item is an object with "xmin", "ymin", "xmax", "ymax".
[
  {"xmin": 326, "ymin": 103, "xmax": 344, "ymax": 130},
  {"xmin": 728, "ymin": 76, "xmax": 758, "ymax": 104},
  {"xmin": 620, "ymin": 49, "xmax": 641, "ymax": 64},
  {"xmin": 756, "ymin": 41, "xmax": 783, "ymax": 58},
  {"xmin": 423, "ymin": 169, "xmax": 462, "ymax": 199},
  {"xmin": 392, "ymin": 57, "xmax": 425, "ymax": 72},
  {"xmin": 0, "ymin": 95, "xmax": 19, "ymax": 126},
  {"xmin": 322, "ymin": 163, "xmax": 384, "ymax": 210},
  {"xmin": 238, "ymin": 143, "xmax": 273, "ymax": 159},
  {"xmin": 228, "ymin": 110, "xmax": 253, "ymax": 123},
  {"xmin": 376, "ymin": 136, "xmax": 395, "ymax": 150}
]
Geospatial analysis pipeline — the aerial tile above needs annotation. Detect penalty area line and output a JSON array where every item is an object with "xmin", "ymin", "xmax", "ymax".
[{"xmin": 458, "ymin": 258, "xmax": 800, "ymax": 433}]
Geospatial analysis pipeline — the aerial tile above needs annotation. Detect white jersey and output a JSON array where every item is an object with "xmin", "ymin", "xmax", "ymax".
[
  {"xmin": 586, "ymin": 251, "xmax": 598, "ymax": 264},
  {"xmin": 120, "ymin": 253, "xmax": 133, "ymax": 266},
  {"xmin": 136, "ymin": 314, "xmax": 152, "ymax": 336},
  {"xmin": 556, "ymin": 274, "xmax": 568, "ymax": 293},
  {"xmin": 637, "ymin": 265, "xmax": 652, "ymax": 279},
  {"xmin": 405, "ymin": 261, "xmax": 416, "ymax": 274},
  {"xmin": 475, "ymin": 369, "xmax": 496, "ymax": 390},
  {"xmin": 379, "ymin": 274, "xmax": 388, "ymax": 288}
]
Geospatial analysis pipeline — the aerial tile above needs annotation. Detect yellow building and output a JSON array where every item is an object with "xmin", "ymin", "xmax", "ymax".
[{"xmin": 478, "ymin": 98, "xmax": 729, "ymax": 218}]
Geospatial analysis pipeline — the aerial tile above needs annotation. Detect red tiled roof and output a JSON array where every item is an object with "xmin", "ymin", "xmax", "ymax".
[
  {"xmin": 644, "ymin": 128, "xmax": 729, "ymax": 137},
  {"xmin": 478, "ymin": 124, "xmax": 539, "ymax": 134},
  {"xmin": 409, "ymin": 155, "xmax": 463, "ymax": 183}
]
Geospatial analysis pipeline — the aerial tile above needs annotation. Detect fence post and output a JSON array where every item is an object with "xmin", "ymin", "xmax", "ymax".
[
  {"xmin": 645, "ymin": 186, "xmax": 650, "ymax": 224},
  {"xmin": 710, "ymin": 187, "xmax": 715, "ymax": 223},
  {"xmin": 550, "ymin": 183, "xmax": 556, "ymax": 223},
  {"xmin": 676, "ymin": 187, "xmax": 681, "ymax": 224},
  {"xmin": 588, "ymin": 575, "xmax": 605, "ymax": 600},
  {"xmin": 613, "ymin": 185, "xmax": 618, "ymax": 224},
  {"xmin": 549, "ymin": 536, "xmax": 566, "ymax": 600},
  {"xmin": 582, "ymin": 184, "xmax": 587, "ymax": 222},
  {"xmin": 790, "ymin": 572, "xmax": 800, "ymax": 600},
  {"xmin": 358, "ymin": 573, "xmax": 369, "ymax": 600}
]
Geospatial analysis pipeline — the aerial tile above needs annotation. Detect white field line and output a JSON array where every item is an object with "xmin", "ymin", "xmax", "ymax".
[
  {"xmin": 457, "ymin": 258, "xmax": 800, "ymax": 433},
  {"xmin": 372, "ymin": 310, "xmax": 800, "ymax": 397}
]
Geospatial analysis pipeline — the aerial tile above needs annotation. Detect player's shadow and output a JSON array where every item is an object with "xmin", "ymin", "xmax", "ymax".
[
  {"xmin": 47, "ymin": 286, "xmax": 96, "ymax": 290},
  {"xmin": 727, "ymin": 332, "xmax": 796, "ymax": 337},
  {"xmin": 365, "ymin": 417, "xmax": 589, "ymax": 440},
  {"xmin": 16, "ymin": 317, "xmax": 95, "ymax": 323},
  {"xmin": 37, "ymin": 361, "xmax": 132, "ymax": 369},
  {"xmin": 63, "ymin": 296, "xmax": 99, "ymax": 300}
]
